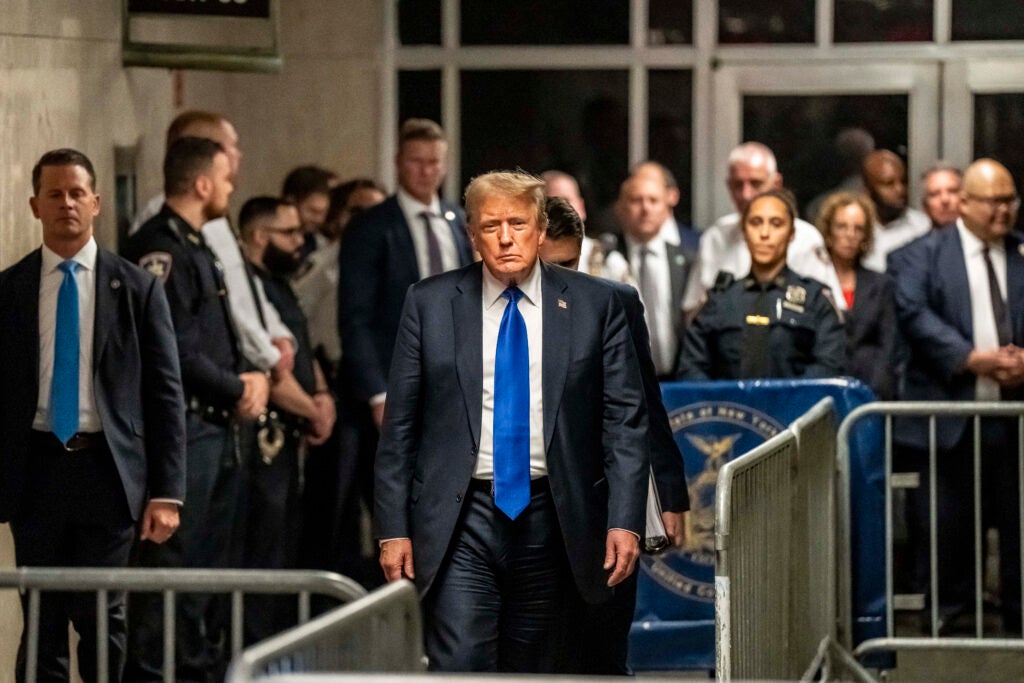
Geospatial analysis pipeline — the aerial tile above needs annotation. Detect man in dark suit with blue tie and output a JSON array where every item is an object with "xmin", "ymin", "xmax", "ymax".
[
  {"xmin": 375, "ymin": 171, "xmax": 649, "ymax": 672},
  {"xmin": 0, "ymin": 149, "xmax": 186, "ymax": 681},
  {"xmin": 889, "ymin": 158, "xmax": 1023, "ymax": 634},
  {"xmin": 336, "ymin": 119, "xmax": 473, "ymax": 585}
]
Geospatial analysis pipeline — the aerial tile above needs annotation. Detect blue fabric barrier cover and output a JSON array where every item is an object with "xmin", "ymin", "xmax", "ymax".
[{"xmin": 628, "ymin": 378, "xmax": 884, "ymax": 672}]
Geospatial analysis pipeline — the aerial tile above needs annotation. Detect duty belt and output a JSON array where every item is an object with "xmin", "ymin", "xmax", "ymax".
[{"xmin": 187, "ymin": 396, "xmax": 232, "ymax": 426}]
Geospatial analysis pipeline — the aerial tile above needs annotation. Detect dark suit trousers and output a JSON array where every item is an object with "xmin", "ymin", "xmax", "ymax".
[
  {"xmin": 902, "ymin": 419, "xmax": 1022, "ymax": 630},
  {"xmin": 423, "ymin": 480, "xmax": 574, "ymax": 673},
  {"xmin": 11, "ymin": 431, "xmax": 135, "ymax": 683},
  {"xmin": 126, "ymin": 417, "xmax": 248, "ymax": 683}
]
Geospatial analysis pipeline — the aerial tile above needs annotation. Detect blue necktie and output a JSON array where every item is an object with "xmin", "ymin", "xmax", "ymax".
[
  {"xmin": 51, "ymin": 260, "xmax": 80, "ymax": 445},
  {"xmin": 493, "ymin": 286, "xmax": 530, "ymax": 520}
]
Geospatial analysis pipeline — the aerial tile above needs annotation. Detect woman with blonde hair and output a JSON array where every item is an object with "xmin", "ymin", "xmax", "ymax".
[{"xmin": 816, "ymin": 191, "xmax": 899, "ymax": 398}]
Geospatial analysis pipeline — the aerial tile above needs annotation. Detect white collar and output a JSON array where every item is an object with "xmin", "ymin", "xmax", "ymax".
[
  {"xmin": 397, "ymin": 186, "xmax": 441, "ymax": 218},
  {"xmin": 957, "ymin": 218, "xmax": 1003, "ymax": 257},
  {"xmin": 41, "ymin": 236, "xmax": 97, "ymax": 275},
  {"xmin": 482, "ymin": 257, "xmax": 543, "ymax": 310}
]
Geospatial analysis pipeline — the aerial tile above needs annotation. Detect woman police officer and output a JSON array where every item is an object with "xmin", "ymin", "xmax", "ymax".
[{"xmin": 678, "ymin": 188, "xmax": 846, "ymax": 380}]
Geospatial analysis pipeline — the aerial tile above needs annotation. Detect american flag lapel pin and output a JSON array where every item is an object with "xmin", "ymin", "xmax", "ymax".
[{"xmin": 558, "ymin": 299, "xmax": 567, "ymax": 309}]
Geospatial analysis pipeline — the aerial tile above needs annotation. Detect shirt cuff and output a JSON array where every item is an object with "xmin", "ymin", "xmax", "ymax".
[
  {"xmin": 610, "ymin": 527, "xmax": 641, "ymax": 541},
  {"xmin": 378, "ymin": 537, "xmax": 410, "ymax": 547},
  {"xmin": 370, "ymin": 392, "xmax": 387, "ymax": 407},
  {"xmin": 148, "ymin": 498, "xmax": 183, "ymax": 507}
]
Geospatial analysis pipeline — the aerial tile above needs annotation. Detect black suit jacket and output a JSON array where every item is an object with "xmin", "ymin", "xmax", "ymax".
[
  {"xmin": 845, "ymin": 267, "xmax": 899, "ymax": 400},
  {"xmin": 609, "ymin": 281, "xmax": 689, "ymax": 512},
  {"xmin": 374, "ymin": 262, "xmax": 649, "ymax": 604},
  {"xmin": 0, "ymin": 247, "xmax": 186, "ymax": 523},
  {"xmin": 889, "ymin": 225, "xmax": 1024, "ymax": 449},
  {"xmin": 614, "ymin": 224, "xmax": 698, "ymax": 376},
  {"xmin": 338, "ymin": 194, "xmax": 472, "ymax": 403}
]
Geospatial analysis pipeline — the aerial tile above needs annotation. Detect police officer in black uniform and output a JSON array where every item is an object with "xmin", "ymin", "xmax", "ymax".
[
  {"xmin": 679, "ymin": 188, "xmax": 845, "ymax": 380},
  {"xmin": 122, "ymin": 137, "xmax": 270, "ymax": 683},
  {"xmin": 237, "ymin": 196, "xmax": 336, "ymax": 644}
]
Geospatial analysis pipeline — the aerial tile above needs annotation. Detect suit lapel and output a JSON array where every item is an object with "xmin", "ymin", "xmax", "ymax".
[
  {"xmin": 1005, "ymin": 234, "xmax": 1024, "ymax": 339},
  {"xmin": 15, "ymin": 251, "xmax": 43, "ymax": 405},
  {"xmin": 387, "ymin": 197, "xmax": 421, "ymax": 281},
  {"xmin": 541, "ymin": 263, "xmax": 571, "ymax": 453},
  {"xmin": 453, "ymin": 264, "xmax": 484, "ymax": 448},
  {"xmin": 943, "ymin": 228, "xmax": 973, "ymax": 338},
  {"xmin": 440, "ymin": 201, "xmax": 472, "ymax": 267},
  {"xmin": 92, "ymin": 249, "xmax": 121, "ymax": 369}
]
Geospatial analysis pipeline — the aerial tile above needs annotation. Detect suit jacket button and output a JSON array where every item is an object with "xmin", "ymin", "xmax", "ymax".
[{"xmin": 455, "ymin": 493, "xmax": 462, "ymax": 503}]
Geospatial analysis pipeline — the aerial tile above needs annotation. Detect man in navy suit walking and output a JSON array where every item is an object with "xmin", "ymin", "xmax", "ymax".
[
  {"xmin": 0, "ymin": 149, "xmax": 186, "ymax": 681},
  {"xmin": 890, "ymin": 158, "xmax": 1023, "ymax": 634},
  {"xmin": 375, "ymin": 171, "xmax": 649, "ymax": 672}
]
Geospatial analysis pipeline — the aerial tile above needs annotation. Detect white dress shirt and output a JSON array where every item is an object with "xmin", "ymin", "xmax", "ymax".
[
  {"xmin": 957, "ymin": 219, "xmax": 1007, "ymax": 401},
  {"xmin": 131, "ymin": 193, "xmax": 294, "ymax": 370},
  {"xmin": 684, "ymin": 212, "xmax": 846, "ymax": 312},
  {"xmin": 34, "ymin": 238, "xmax": 100, "ymax": 433},
  {"xmin": 625, "ymin": 222, "xmax": 676, "ymax": 376},
  {"xmin": 475, "ymin": 260, "xmax": 546, "ymax": 480},
  {"xmin": 397, "ymin": 188, "xmax": 461, "ymax": 278},
  {"xmin": 861, "ymin": 207, "xmax": 931, "ymax": 273}
]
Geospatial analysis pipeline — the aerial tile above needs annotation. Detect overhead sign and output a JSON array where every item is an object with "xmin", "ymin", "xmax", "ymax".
[{"xmin": 127, "ymin": 0, "xmax": 270, "ymax": 19}]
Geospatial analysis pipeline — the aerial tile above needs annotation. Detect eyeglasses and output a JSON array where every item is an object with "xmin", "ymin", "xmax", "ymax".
[
  {"xmin": 966, "ymin": 193, "xmax": 1021, "ymax": 211},
  {"xmin": 261, "ymin": 226, "xmax": 304, "ymax": 237}
]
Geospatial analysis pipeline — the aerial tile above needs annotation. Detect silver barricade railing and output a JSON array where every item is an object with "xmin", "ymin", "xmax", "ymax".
[
  {"xmin": 715, "ymin": 397, "xmax": 837, "ymax": 681},
  {"xmin": 836, "ymin": 401, "xmax": 1024, "ymax": 663},
  {"xmin": 0, "ymin": 567, "xmax": 367, "ymax": 683},
  {"xmin": 225, "ymin": 580, "xmax": 424, "ymax": 681}
]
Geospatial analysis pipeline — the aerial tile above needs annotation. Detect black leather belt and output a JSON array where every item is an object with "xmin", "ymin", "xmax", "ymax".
[
  {"xmin": 187, "ymin": 396, "xmax": 232, "ymax": 426},
  {"xmin": 468, "ymin": 476, "xmax": 549, "ymax": 497},
  {"xmin": 32, "ymin": 430, "xmax": 106, "ymax": 452}
]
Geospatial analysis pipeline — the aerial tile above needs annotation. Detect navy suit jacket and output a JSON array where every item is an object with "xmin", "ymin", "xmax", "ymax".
[
  {"xmin": 609, "ymin": 281, "xmax": 689, "ymax": 512},
  {"xmin": 0, "ymin": 247, "xmax": 187, "ymax": 523},
  {"xmin": 889, "ymin": 225, "xmax": 1024, "ymax": 449},
  {"xmin": 338, "ymin": 194, "xmax": 472, "ymax": 403},
  {"xmin": 374, "ymin": 262, "xmax": 649, "ymax": 604}
]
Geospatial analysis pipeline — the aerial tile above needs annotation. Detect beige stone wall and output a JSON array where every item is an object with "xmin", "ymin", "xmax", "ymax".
[{"xmin": 0, "ymin": 1, "xmax": 381, "ymax": 680}]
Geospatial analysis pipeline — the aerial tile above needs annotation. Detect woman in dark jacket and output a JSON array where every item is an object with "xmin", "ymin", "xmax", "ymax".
[{"xmin": 816, "ymin": 191, "xmax": 900, "ymax": 399}]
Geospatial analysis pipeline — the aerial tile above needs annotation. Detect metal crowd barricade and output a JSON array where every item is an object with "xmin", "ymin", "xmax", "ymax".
[
  {"xmin": 0, "ymin": 567, "xmax": 367, "ymax": 683},
  {"xmin": 715, "ymin": 397, "xmax": 837, "ymax": 681},
  {"xmin": 836, "ymin": 401, "xmax": 1024, "ymax": 667},
  {"xmin": 225, "ymin": 580, "xmax": 424, "ymax": 681}
]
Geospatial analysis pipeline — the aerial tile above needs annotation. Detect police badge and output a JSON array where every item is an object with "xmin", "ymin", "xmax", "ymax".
[{"xmin": 138, "ymin": 252, "xmax": 173, "ymax": 281}]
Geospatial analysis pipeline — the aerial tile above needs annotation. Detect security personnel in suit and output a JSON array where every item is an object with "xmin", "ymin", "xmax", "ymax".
[
  {"xmin": 122, "ymin": 137, "xmax": 270, "ymax": 683},
  {"xmin": 0, "ymin": 148, "xmax": 186, "ymax": 683},
  {"xmin": 375, "ymin": 171, "xmax": 649, "ymax": 673},
  {"xmin": 679, "ymin": 189, "xmax": 845, "ymax": 380},
  {"xmin": 337, "ymin": 119, "xmax": 473, "ymax": 586},
  {"xmin": 612, "ymin": 162, "xmax": 698, "ymax": 380},
  {"xmin": 539, "ymin": 196, "xmax": 689, "ymax": 674}
]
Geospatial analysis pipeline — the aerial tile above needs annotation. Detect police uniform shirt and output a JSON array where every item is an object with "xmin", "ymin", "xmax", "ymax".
[
  {"xmin": 123, "ymin": 205, "xmax": 245, "ymax": 408},
  {"xmin": 678, "ymin": 267, "xmax": 846, "ymax": 381},
  {"xmin": 684, "ymin": 213, "xmax": 846, "ymax": 313}
]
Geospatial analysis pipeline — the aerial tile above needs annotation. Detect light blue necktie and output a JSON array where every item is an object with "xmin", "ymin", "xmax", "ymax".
[
  {"xmin": 493, "ymin": 286, "xmax": 530, "ymax": 519},
  {"xmin": 51, "ymin": 260, "xmax": 80, "ymax": 445}
]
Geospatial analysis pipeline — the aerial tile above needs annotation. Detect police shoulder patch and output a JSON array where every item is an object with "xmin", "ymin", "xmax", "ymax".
[{"xmin": 139, "ymin": 252, "xmax": 173, "ymax": 281}]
